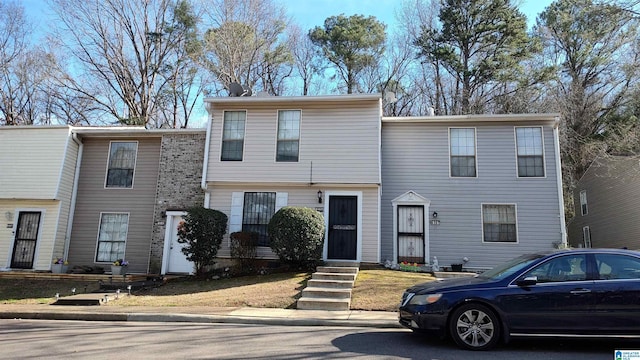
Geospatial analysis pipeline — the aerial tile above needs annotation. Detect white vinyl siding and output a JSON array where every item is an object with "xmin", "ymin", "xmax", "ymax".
[
  {"xmin": 0, "ymin": 127, "xmax": 70, "ymax": 199},
  {"xmin": 482, "ymin": 204, "xmax": 517, "ymax": 243},
  {"xmin": 221, "ymin": 111, "xmax": 246, "ymax": 161},
  {"xmin": 105, "ymin": 141, "xmax": 138, "ymax": 188},
  {"xmin": 516, "ymin": 127, "xmax": 545, "ymax": 177},
  {"xmin": 276, "ymin": 110, "xmax": 300, "ymax": 162},
  {"xmin": 207, "ymin": 99, "xmax": 380, "ymax": 184},
  {"xmin": 96, "ymin": 213, "xmax": 129, "ymax": 262},
  {"xmin": 449, "ymin": 128, "xmax": 477, "ymax": 177}
]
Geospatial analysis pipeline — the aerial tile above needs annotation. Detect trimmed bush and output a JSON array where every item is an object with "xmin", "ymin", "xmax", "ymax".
[
  {"xmin": 177, "ymin": 207, "xmax": 228, "ymax": 276},
  {"xmin": 268, "ymin": 206, "xmax": 325, "ymax": 268}
]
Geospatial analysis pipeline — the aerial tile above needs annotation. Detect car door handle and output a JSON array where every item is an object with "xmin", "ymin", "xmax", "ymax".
[{"xmin": 570, "ymin": 288, "xmax": 591, "ymax": 294}]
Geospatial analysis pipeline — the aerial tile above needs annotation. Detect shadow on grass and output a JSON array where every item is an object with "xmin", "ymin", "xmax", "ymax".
[{"xmin": 0, "ymin": 279, "xmax": 102, "ymax": 303}]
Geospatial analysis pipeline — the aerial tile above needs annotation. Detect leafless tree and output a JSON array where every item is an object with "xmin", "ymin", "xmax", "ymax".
[
  {"xmin": 50, "ymin": 0, "xmax": 201, "ymax": 128},
  {"xmin": 199, "ymin": 0, "xmax": 289, "ymax": 95}
]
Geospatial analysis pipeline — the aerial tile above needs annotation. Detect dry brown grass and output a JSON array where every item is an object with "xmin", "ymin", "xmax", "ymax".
[
  {"xmin": 351, "ymin": 270, "xmax": 435, "ymax": 311},
  {"xmin": 1, "ymin": 269, "xmax": 435, "ymax": 311}
]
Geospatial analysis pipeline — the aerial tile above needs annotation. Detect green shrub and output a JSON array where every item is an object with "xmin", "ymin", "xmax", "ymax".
[
  {"xmin": 230, "ymin": 231, "xmax": 259, "ymax": 272},
  {"xmin": 268, "ymin": 206, "xmax": 325, "ymax": 268},
  {"xmin": 177, "ymin": 207, "xmax": 228, "ymax": 276}
]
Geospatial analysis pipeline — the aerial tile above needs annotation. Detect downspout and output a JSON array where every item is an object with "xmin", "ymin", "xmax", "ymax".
[
  {"xmin": 64, "ymin": 131, "xmax": 83, "ymax": 259},
  {"xmin": 201, "ymin": 103, "xmax": 213, "ymax": 208},
  {"xmin": 553, "ymin": 117, "xmax": 568, "ymax": 247}
]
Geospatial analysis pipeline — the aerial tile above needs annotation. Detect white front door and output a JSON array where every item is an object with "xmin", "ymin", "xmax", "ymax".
[{"xmin": 164, "ymin": 214, "xmax": 194, "ymax": 274}]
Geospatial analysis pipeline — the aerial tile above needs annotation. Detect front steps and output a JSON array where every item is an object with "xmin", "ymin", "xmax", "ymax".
[{"xmin": 297, "ymin": 262, "xmax": 359, "ymax": 311}]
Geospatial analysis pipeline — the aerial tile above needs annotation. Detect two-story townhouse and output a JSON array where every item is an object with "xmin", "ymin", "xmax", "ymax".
[
  {"xmin": 0, "ymin": 126, "xmax": 79, "ymax": 271},
  {"xmin": 568, "ymin": 155, "xmax": 640, "ymax": 250},
  {"xmin": 66, "ymin": 127, "xmax": 206, "ymax": 274},
  {"xmin": 201, "ymin": 94, "xmax": 382, "ymax": 263},
  {"xmin": 381, "ymin": 114, "xmax": 566, "ymax": 270}
]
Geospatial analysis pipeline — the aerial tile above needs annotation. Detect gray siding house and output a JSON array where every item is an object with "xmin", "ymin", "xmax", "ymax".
[
  {"xmin": 381, "ymin": 114, "xmax": 566, "ymax": 270},
  {"xmin": 568, "ymin": 156, "xmax": 640, "ymax": 250}
]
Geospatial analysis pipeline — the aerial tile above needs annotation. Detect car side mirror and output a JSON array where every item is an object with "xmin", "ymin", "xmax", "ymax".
[{"xmin": 517, "ymin": 276, "xmax": 538, "ymax": 287}]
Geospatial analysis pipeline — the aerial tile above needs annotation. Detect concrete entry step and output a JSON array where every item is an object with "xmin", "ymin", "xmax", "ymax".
[
  {"xmin": 306, "ymin": 279, "xmax": 354, "ymax": 289},
  {"xmin": 301, "ymin": 287, "xmax": 352, "ymax": 299},
  {"xmin": 316, "ymin": 266, "xmax": 359, "ymax": 274},
  {"xmin": 296, "ymin": 297, "xmax": 350, "ymax": 311},
  {"xmin": 312, "ymin": 272, "xmax": 357, "ymax": 281},
  {"xmin": 324, "ymin": 261, "xmax": 360, "ymax": 268},
  {"xmin": 52, "ymin": 292, "xmax": 127, "ymax": 306}
]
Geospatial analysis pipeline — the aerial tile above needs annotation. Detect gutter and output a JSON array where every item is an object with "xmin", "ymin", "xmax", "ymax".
[
  {"xmin": 552, "ymin": 117, "xmax": 568, "ymax": 247},
  {"xmin": 201, "ymin": 108, "xmax": 213, "ymax": 208},
  {"xmin": 64, "ymin": 131, "xmax": 83, "ymax": 259}
]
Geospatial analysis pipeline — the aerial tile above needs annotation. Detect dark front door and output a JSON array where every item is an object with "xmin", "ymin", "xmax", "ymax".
[
  {"xmin": 11, "ymin": 211, "xmax": 42, "ymax": 269},
  {"xmin": 328, "ymin": 196, "xmax": 357, "ymax": 260}
]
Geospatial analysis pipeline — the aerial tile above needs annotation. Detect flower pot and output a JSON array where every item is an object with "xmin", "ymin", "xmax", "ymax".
[
  {"xmin": 52, "ymin": 264, "xmax": 68, "ymax": 274},
  {"xmin": 451, "ymin": 264, "xmax": 463, "ymax": 272},
  {"xmin": 111, "ymin": 265, "xmax": 127, "ymax": 276}
]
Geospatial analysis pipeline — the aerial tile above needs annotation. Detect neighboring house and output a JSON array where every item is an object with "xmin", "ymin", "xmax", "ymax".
[
  {"xmin": 381, "ymin": 114, "xmax": 567, "ymax": 270},
  {"xmin": 0, "ymin": 126, "xmax": 79, "ymax": 271},
  {"xmin": 568, "ymin": 156, "xmax": 640, "ymax": 250},
  {"xmin": 66, "ymin": 128, "xmax": 206, "ymax": 274},
  {"xmin": 201, "ymin": 94, "xmax": 382, "ymax": 263},
  {"xmin": 201, "ymin": 94, "xmax": 566, "ymax": 269}
]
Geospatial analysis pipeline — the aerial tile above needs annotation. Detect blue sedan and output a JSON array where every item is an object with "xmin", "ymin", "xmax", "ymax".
[{"xmin": 398, "ymin": 248, "xmax": 640, "ymax": 350}]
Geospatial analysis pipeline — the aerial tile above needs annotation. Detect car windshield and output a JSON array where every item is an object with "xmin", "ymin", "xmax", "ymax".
[{"xmin": 477, "ymin": 253, "xmax": 544, "ymax": 281}]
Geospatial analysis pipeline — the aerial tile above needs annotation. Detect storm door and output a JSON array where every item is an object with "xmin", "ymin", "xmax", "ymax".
[
  {"xmin": 327, "ymin": 196, "xmax": 358, "ymax": 260},
  {"xmin": 397, "ymin": 205, "xmax": 424, "ymax": 263},
  {"xmin": 10, "ymin": 211, "xmax": 42, "ymax": 269}
]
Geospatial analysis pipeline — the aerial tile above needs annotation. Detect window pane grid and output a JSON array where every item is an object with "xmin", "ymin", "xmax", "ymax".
[
  {"xmin": 222, "ymin": 111, "xmax": 246, "ymax": 161},
  {"xmin": 483, "ymin": 205, "xmax": 516, "ymax": 242},
  {"xmin": 516, "ymin": 127, "xmax": 544, "ymax": 177},
  {"xmin": 277, "ymin": 110, "xmax": 300, "ymax": 162},
  {"xmin": 106, "ymin": 142, "xmax": 137, "ymax": 187},
  {"xmin": 242, "ymin": 192, "xmax": 276, "ymax": 246},
  {"xmin": 96, "ymin": 213, "xmax": 128, "ymax": 262},
  {"xmin": 450, "ymin": 128, "xmax": 476, "ymax": 177}
]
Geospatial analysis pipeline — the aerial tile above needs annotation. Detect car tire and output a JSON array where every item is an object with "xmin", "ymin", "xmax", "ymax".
[{"xmin": 449, "ymin": 303, "xmax": 500, "ymax": 351}]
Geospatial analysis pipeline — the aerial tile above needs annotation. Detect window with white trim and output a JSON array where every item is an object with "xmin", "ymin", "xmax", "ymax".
[
  {"xmin": 482, "ymin": 204, "xmax": 517, "ymax": 243},
  {"xmin": 516, "ymin": 127, "xmax": 545, "ymax": 177},
  {"xmin": 221, "ymin": 111, "xmax": 246, "ymax": 161},
  {"xmin": 106, "ymin": 142, "xmax": 137, "ymax": 188},
  {"xmin": 276, "ymin": 110, "xmax": 300, "ymax": 162},
  {"xmin": 582, "ymin": 226, "xmax": 591, "ymax": 248},
  {"xmin": 579, "ymin": 190, "xmax": 588, "ymax": 216},
  {"xmin": 242, "ymin": 192, "xmax": 276, "ymax": 246},
  {"xmin": 450, "ymin": 128, "xmax": 476, "ymax": 177},
  {"xmin": 96, "ymin": 213, "xmax": 128, "ymax": 262}
]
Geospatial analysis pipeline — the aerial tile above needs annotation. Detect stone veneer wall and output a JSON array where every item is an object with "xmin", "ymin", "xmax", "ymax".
[{"xmin": 149, "ymin": 132, "xmax": 206, "ymax": 273}]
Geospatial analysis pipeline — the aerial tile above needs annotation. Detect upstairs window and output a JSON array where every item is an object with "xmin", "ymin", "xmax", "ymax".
[
  {"xmin": 580, "ymin": 190, "xmax": 588, "ymax": 216},
  {"xmin": 450, "ymin": 128, "xmax": 477, "ymax": 177},
  {"xmin": 242, "ymin": 192, "xmax": 276, "ymax": 246},
  {"xmin": 276, "ymin": 110, "xmax": 300, "ymax": 162},
  {"xmin": 106, "ymin": 141, "xmax": 137, "ymax": 188},
  {"xmin": 516, "ymin": 127, "xmax": 545, "ymax": 177},
  {"xmin": 221, "ymin": 111, "xmax": 246, "ymax": 161},
  {"xmin": 482, "ymin": 204, "xmax": 517, "ymax": 243}
]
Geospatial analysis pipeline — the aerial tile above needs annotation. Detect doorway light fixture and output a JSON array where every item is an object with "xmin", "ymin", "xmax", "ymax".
[{"xmin": 317, "ymin": 190, "xmax": 323, "ymax": 204}]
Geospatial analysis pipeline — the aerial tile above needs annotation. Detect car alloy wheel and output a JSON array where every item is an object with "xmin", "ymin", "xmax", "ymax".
[{"xmin": 449, "ymin": 303, "xmax": 500, "ymax": 350}]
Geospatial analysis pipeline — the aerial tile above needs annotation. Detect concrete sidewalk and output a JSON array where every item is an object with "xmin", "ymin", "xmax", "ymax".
[{"xmin": 0, "ymin": 304, "xmax": 401, "ymax": 328}]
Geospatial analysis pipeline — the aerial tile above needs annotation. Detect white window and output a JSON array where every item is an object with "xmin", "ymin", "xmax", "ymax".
[
  {"xmin": 450, "ymin": 128, "xmax": 477, "ymax": 177},
  {"xmin": 96, "ymin": 213, "xmax": 128, "ymax": 262},
  {"xmin": 516, "ymin": 127, "xmax": 545, "ymax": 177},
  {"xmin": 582, "ymin": 226, "xmax": 591, "ymax": 248},
  {"xmin": 482, "ymin": 204, "xmax": 517, "ymax": 243},
  {"xmin": 106, "ymin": 142, "xmax": 137, "ymax": 188},
  {"xmin": 276, "ymin": 110, "xmax": 300, "ymax": 162},
  {"xmin": 221, "ymin": 111, "xmax": 246, "ymax": 161},
  {"xmin": 580, "ymin": 190, "xmax": 588, "ymax": 216}
]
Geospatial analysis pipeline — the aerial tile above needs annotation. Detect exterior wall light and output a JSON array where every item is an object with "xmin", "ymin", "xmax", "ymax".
[{"xmin": 317, "ymin": 190, "xmax": 323, "ymax": 204}]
